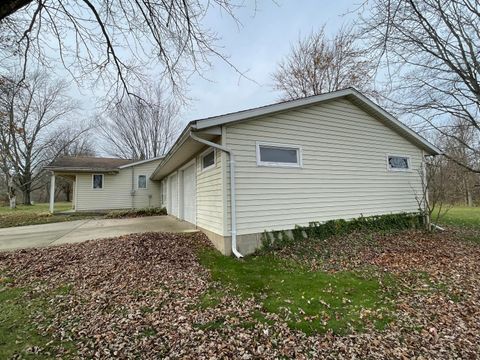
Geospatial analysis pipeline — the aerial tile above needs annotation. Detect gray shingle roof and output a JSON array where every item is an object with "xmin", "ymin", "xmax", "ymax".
[{"xmin": 45, "ymin": 156, "xmax": 133, "ymax": 172}]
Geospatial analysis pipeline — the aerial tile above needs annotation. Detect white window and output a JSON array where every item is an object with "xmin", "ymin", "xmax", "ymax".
[
  {"xmin": 201, "ymin": 148, "xmax": 215, "ymax": 171},
  {"xmin": 387, "ymin": 155, "xmax": 410, "ymax": 171},
  {"xmin": 92, "ymin": 174, "xmax": 103, "ymax": 189},
  {"xmin": 138, "ymin": 175, "xmax": 147, "ymax": 189},
  {"xmin": 256, "ymin": 142, "xmax": 302, "ymax": 167}
]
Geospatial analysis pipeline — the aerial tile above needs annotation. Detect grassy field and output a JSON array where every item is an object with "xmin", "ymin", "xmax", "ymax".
[
  {"xmin": 0, "ymin": 202, "xmax": 99, "ymax": 228},
  {"xmin": 436, "ymin": 206, "xmax": 480, "ymax": 229}
]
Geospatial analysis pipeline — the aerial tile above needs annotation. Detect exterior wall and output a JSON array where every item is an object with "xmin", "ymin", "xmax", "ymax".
[
  {"xmin": 225, "ymin": 98, "xmax": 424, "ymax": 236},
  {"xmin": 162, "ymin": 142, "xmax": 225, "ymax": 239},
  {"xmin": 195, "ymin": 147, "xmax": 224, "ymax": 235},
  {"xmin": 75, "ymin": 160, "xmax": 162, "ymax": 211}
]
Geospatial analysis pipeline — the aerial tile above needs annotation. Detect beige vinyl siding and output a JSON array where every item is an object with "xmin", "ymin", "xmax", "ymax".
[
  {"xmin": 195, "ymin": 148, "xmax": 224, "ymax": 234},
  {"xmin": 75, "ymin": 160, "xmax": 162, "ymax": 211},
  {"xmin": 225, "ymin": 98, "xmax": 424, "ymax": 235},
  {"xmin": 132, "ymin": 161, "xmax": 162, "ymax": 208},
  {"xmin": 161, "ymin": 143, "xmax": 225, "ymax": 235}
]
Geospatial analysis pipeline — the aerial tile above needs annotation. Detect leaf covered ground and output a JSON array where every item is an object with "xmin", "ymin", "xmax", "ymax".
[{"xmin": 1, "ymin": 229, "xmax": 479, "ymax": 359}]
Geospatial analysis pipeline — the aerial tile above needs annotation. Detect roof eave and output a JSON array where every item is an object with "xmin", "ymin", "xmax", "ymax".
[
  {"xmin": 150, "ymin": 124, "xmax": 194, "ymax": 180},
  {"xmin": 118, "ymin": 156, "xmax": 164, "ymax": 169},
  {"xmin": 194, "ymin": 88, "xmax": 355, "ymax": 130},
  {"xmin": 194, "ymin": 88, "xmax": 441, "ymax": 156},
  {"xmin": 44, "ymin": 166, "xmax": 120, "ymax": 174}
]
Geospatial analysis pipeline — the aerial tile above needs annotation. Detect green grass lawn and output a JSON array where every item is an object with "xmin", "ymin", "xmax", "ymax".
[
  {"xmin": 0, "ymin": 202, "xmax": 72, "ymax": 214},
  {"xmin": 200, "ymin": 250, "xmax": 395, "ymax": 335},
  {"xmin": 435, "ymin": 206, "xmax": 480, "ymax": 229},
  {"xmin": 0, "ymin": 275, "xmax": 73, "ymax": 358},
  {"xmin": 0, "ymin": 202, "xmax": 99, "ymax": 228}
]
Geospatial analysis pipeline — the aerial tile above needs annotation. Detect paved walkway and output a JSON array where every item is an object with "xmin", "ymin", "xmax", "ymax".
[{"xmin": 0, "ymin": 216, "xmax": 197, "ymax": 251}]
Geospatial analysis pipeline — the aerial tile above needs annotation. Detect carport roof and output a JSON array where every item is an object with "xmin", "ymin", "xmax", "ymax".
[{"xmin": 45, "ymin": 156, "xmax": 134, "ymax": 173}]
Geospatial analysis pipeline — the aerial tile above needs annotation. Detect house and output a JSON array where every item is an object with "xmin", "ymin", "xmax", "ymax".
[
  {"xmin": 45, "ymin": 156, "xmax": 164, "ymax": 212},
  {"xmin": 46, "ymin": 88, "xmax": 441, "ymax": 256}
]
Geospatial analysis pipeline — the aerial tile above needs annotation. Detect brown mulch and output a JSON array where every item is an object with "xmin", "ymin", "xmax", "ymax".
[{"xmin": 1, "ymin": 230, "xmax": 480, "ymax": 359}]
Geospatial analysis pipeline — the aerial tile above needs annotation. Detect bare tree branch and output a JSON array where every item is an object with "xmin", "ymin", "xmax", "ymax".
[
  {"xmin": 99, "ymin": 82, "xmax": 181, "ymax": 160},
  {"xmin": 0, "ymin": 71, "xmax": 87, "ymax": 204},
  {"xmin": 272, "ymin": 25, "xmax": 377, "ymax": 101},
  {"xmin": 1, "ymin": 0, "xmax": 249, "ymax": 102},
  {"xmin": 359, "ymin": 0, "xmax": 480, "ymax": 172}
]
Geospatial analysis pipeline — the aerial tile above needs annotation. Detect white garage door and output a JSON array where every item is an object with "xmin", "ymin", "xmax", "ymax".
[
  {"xmin": 182, "ymin": 164, "xmax": 196, "ymax": 224},
  {"xmin": 169, "ymin": 174, "xmax": 178, "ymax": 216}
]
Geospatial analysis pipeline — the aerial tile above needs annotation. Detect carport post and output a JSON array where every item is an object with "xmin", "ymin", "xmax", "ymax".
[{"xmin": 49, "ymin": 172, "xmax": 55, "ymax": 213}]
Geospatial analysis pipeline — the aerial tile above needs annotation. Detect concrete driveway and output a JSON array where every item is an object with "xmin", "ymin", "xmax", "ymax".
[{"xmin": 0, "ymin": 216, "xmax": 197, "ymax": 251}]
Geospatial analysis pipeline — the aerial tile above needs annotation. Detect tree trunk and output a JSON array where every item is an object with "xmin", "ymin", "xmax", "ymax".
[
  {"xmin": 22, "ymin": 185, "xmax": 31, "ymax": 205},
  {"xmin": 467, "ymin": 190, "xmax": 473, "ymax": 207},
  {"xmin": 65, "ymin": 183, "xmax": 71, "ymax": 202}
]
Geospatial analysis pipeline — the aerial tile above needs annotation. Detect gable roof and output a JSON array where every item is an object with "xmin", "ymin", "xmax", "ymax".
[
  {"xmin": 152, "ymin": 88, "xmax": 441, "ymax": 180},
  {"xmin": 191, "ymin": 88, "xmax": 441, "ymax": 155}
]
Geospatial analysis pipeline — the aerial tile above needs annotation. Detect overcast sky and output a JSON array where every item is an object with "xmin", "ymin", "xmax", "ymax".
[
  {"xmin": 71, "ymin": 1, "xmax": 358, "ymax": 127},
  {"xmin": 181, "ymin": 0, "xmax": 356, "ymax": 122}
]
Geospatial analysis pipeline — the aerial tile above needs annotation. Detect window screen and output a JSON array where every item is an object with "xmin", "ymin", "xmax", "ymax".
[
  {"xmin": 202, "ymin": 150, "xmax": 215, "ymax": 169},
  {"xmin": 388, "ymin": 156, "xmax": 409, "ymax": 170},
  {"xmin": 259, "ymin": 145, "xmax": 299, "ymax": 164},
  {"xmin": 93, "ymin": 174, "xmax": 103, "ymax": 189},
  {"xmin": 138, "ymin": 175, "xmax": 147, "ymax": 189}
]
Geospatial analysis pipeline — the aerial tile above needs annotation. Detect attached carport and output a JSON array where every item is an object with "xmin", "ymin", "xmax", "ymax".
[{"xmin": 44, "ymin": 157, "xmax": 133, "ymax": 213}]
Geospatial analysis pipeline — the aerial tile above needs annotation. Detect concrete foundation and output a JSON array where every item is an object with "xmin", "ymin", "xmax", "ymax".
[{"xmin": 198, "ymin": 226, "xmax": 267, "ymax": 256}]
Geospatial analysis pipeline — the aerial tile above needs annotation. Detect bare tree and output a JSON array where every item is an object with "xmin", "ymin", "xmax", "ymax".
[
  {"xmin": 359, "ymin": 0, "xmax": 480, "ymax": 173},
  {"xmin": 272, "ymin": 26, "xmax": 376, "ymax": 101},
  {"xmin": 43, "ymin": 129, "xmax": 96, "ymax": 203},
  {"xmin": 0, "ymin": 71, "xmax": 87, "ymax": 204},
  {"xmin": 99, "ymin": 84, "xmax": 180, "ymax": 160},
  {"xmin": 433, "ymin": 118, "xmax": 479, "ymax": 205},
  {"xmin": 413, "ymin": 155, "xmax": 452, "ymax": 231},
  {"xmin": 0, "ymin": 0, "xmax": 245, "ymax": 100}
]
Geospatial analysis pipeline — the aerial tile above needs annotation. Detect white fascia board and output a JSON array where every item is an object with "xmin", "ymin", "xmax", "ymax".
[
  {"xmin": 193, "ymin": 88, "xmax": 441, "ymax": 156},
  {"xmin": 150, "ymin": 125, "xmax": 193, "ymax": 180},
  {"xmin": 348, "ymin": 90, "xmax": 442, "ymax": 155},
  {"xmin": 194, "ymin": 88, "xmax": 354, "ymax": 130},
  {"xmin": 118, "ymin": 156, "xmax": 165, "ymax": 169}
]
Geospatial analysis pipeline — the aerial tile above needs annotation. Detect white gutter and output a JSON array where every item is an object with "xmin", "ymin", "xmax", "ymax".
[{"xmin": 189, "ymin": 131, "xmax": 243, "ymax": 258}]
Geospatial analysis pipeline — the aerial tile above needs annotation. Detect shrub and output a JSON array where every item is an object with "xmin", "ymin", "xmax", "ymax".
[
  {"xmin": 105, "ymin": 207, "xmax": 167, "ymax": 219},
  {"xmin": 261, "ymin": 213, "xmax": 423, "ymax": 252}
]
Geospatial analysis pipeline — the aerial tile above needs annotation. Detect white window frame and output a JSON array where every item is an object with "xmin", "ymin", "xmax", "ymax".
[
  {"xmin": 256, "ymin": 141, "xmax": 303, "ymax": 168},
  {"xmin": 137, "ymin": 174, "xmax": 148, "ymax": 189},
  {"xmin": 386, "ymin": 154, "xmax": 411, "ymax": 172},
  {"xmin": 200, "ymin": 148, "xmax": 216, "ymax": 172},
  {"xmin": 92, "ymin": 174, "xmax": 104, "ymax": 189}
]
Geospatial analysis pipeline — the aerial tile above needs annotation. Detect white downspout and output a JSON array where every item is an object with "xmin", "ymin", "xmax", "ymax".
[{"xmin": 189, "ymin": 131, "xmax": 243, "ymax": 258}]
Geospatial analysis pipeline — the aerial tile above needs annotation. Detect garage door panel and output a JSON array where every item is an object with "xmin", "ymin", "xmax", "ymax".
[
  {"xmin": 169, "ymin": 174, "xmax": 178, "ymax": 216},
  {"xmin": 182, "ymin": 164, "xmax": 196, "ymax": 224}
]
